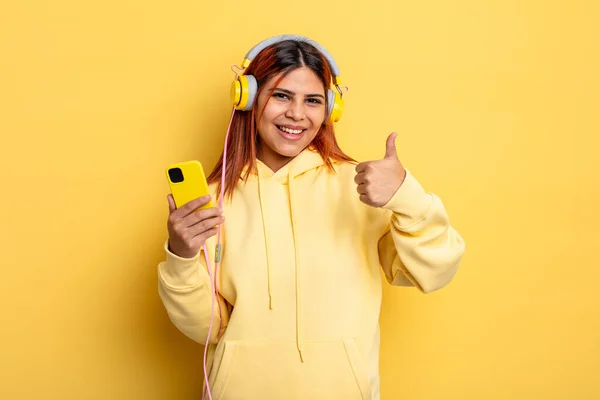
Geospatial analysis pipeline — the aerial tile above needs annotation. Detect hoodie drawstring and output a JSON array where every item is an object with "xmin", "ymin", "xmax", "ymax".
[
  {"xmin": 257, "ymin": 172, "xmax": 274, "ymax": 309},
  {"xmin": 288, "ymin": 175, "xmax": 304, "ymax": 362}
]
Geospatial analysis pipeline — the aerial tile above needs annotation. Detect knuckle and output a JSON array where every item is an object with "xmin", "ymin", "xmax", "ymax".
[
  {"xmin": 180, "ymin": 229, "xmax": 192, "ymax": 242},
  {"xmin": 195, "ymin": 208, "xmax": 213, "ymax": 220},
  {"xmin": 173, "ymin": 221, "xmax": 186, "ymax": 236},
  {"xmin": 179, "ymin": 202, "xmax": 191, "ymax": 214},
  {"xmin": 195, "ymin": 197, "xmax": 209, "ymax": 209},
  {"xmin": 196, "ymin": 232, "xmax": 209, "ymax": 245},
  {"xmin": 182, "ymin": 234, "xmax": 194, "ymax": 247},
  {"xmin": 202, "ymin": 218, "xmax": 217, "ymax": 231},
  {"xmin": 194, "ymin": 220, "xmax": 209, "ymax": 234},
  {"xmin": 188, "ymin": 201, "xmax": 200, "ymax": 212}
]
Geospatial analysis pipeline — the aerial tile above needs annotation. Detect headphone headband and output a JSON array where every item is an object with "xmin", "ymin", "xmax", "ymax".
[{"xmin": 241, "ymin": 35, "xmax": 341, "ymax": 85}]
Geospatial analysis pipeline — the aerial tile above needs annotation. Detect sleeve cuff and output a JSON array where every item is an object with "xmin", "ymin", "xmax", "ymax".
[
  {"xmin": 381, "ymin": 169, "xmax": 433, "ymax": 225},
  {"xmin": 158, "ymin": 240, "xmax": 205, "ymax": 288}
]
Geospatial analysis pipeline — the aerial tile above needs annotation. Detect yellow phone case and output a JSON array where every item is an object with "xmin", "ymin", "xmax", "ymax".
[{"xmin": 166, "ymin": 160, "xmax": 214, "ymax": 210}]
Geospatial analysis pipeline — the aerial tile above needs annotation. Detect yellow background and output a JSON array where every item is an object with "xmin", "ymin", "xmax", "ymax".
[{"xmin": 1, "ymin": 1, "xmax": 599, "ymax": 398}]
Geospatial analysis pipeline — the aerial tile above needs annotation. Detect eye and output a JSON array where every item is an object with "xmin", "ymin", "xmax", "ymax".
[
  {"xmin": 272, "ymin": 92, "xmax": 290, "ymax": 101},
  {"xmin": 307, "ymin": 98, "xmax": 323, "ymax": 105}
]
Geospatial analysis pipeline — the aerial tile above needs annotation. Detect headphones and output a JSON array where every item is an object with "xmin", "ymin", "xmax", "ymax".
[{"xmin": 230, "ymin": 35, "xmax": 346, "ymax": 124}]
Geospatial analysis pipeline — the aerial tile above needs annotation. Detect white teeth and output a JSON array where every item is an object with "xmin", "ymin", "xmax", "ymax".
[{"xmin": 278, "ymin": 125, "xmax": 303, "ymax": 135}]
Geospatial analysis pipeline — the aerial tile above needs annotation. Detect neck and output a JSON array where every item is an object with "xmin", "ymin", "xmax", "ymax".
[
  {"xmin": 256, "ymin": 150, "xmax": 293, "ymax": 173},
  {"xmin": 256, "ymin": 142, "xmax": 300, "ymax": 172}
]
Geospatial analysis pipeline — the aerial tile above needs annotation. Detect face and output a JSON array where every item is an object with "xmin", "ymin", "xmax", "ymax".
[{"xmin": 255, "ymin": 66, "xmax": 327, "ymax": 172}]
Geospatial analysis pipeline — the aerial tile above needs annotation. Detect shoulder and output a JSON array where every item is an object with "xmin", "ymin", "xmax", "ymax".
[
  {"xmin": 331, "ymin": 159, "xmax": 359, "ymax": 178},
  {"xmin": 318, "ymin": 159, "xmax": 360, "ymax": 193}
]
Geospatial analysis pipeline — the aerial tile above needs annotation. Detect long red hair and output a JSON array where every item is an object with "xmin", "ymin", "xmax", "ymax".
[{"xmin": 207, "ymin": 39, "xmax": 355, "ymax": 200}]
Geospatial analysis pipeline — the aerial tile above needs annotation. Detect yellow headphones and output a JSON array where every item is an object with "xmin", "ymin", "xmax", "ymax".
[{"xmin": 230, "ymin": 35, "xmax": 345, "ymax": 124}]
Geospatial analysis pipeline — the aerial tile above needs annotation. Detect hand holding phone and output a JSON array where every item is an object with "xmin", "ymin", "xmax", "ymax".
[
  {"xmin": 165, "ymin": 161, "xmax": 224, "ymax": 258},
  {"xmin": 166, "ymin": 195, "xmax": 224, "ymax": 258}
]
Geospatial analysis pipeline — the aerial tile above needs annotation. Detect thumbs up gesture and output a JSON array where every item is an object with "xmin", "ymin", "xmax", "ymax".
[{"xmin": 354, "ymin": 132, "xmax": 407, "ymax": 207}]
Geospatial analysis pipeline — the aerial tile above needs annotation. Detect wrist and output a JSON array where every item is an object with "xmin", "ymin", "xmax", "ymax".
[{"xmin": 167, "ymin": 240, "xmax": 198, "ymax": 260}]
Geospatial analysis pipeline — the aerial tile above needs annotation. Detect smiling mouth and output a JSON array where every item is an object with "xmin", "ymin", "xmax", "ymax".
[{"xmin": 276, "ymin": 125, "xmax": 305, "ymax": 135}]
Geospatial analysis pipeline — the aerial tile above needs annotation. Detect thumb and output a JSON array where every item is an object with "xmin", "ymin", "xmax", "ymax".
[
  {"xmin": 384, "ymin": 132, "xmax": 399, "ymax": 160},
  {"xmin": 167, "ymin": 194, "xmax": 177, "ymax": 213}
]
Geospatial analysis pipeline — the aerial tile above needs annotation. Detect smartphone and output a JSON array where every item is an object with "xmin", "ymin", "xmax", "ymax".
[{"xmin": 165, "ymin": 160, "xmax": 215, "ymax": 210}]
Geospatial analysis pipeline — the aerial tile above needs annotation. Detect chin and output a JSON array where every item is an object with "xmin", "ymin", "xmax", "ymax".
[{"xmin": 275, "ymin": 143, "xmax": 305, "ymax": 158}]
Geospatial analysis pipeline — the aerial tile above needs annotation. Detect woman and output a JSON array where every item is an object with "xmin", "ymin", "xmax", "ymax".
[{"xmin": 158, "ymin": 35, "xmax": 465, "ymax": 400}]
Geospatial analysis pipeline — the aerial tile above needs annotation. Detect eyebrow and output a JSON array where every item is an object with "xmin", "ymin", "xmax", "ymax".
[{"xmin": 269, "ymin": 88, "xmax": 326, "ymax": 99}]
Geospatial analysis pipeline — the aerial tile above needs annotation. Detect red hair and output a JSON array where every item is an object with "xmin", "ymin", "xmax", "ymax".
[{"xmin": 207, "ymin": 40, "xmax": 355, "ymax": 200}]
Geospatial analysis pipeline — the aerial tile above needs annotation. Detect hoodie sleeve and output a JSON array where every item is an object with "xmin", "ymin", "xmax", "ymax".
[
  {"xmin": 157, "ymin": 240, "xmax": 229, "ymax": 344},
  {"xmin": 377, "ymin": 169, "xmax": 465, "ymax": 293}
]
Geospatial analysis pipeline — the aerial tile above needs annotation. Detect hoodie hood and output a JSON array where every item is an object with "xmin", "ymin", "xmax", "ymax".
[{"xmin": 246, "ymin": 147, "xmax": 334, "ymax": 181}]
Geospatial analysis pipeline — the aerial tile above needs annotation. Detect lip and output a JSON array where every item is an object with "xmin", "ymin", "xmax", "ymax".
[{"xmin": 276, "ymin": 124, "xmax": 305, "ymax": 141}]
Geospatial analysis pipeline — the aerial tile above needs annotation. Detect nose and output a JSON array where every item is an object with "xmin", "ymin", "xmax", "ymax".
[{"xmin": 285, "ymin": 98, "xmax": 305, "ymax": 121}]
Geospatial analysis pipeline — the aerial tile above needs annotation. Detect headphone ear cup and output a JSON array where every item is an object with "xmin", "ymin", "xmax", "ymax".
[
  {"xmin": 243, "ymin": 75, "xmax": 258, "ymax": 111},
  {"xmin": 327, "ymin": 90, "xmax": 335, "ymax": 120},
  {"xmin": 327, "ymin": 89, "xmax": 344, "ymax": 123},
  {"xmin": 231, "ymin": 75, "xmax": 258, "ymax": 111}
]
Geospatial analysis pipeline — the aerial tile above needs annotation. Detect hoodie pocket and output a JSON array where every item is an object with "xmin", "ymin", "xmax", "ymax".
[{"xmin": 209, "ymin": 339, "xmax": 371, "ymax": 400}]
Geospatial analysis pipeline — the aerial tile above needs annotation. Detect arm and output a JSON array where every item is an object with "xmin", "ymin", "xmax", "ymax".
[
  {"xmin": 377, "ymin": 170, "xmax": 465, "ymax": 293},
  {"xmin": 157, "ymin": 241, "xmax": 229, "ymax": 344}
]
